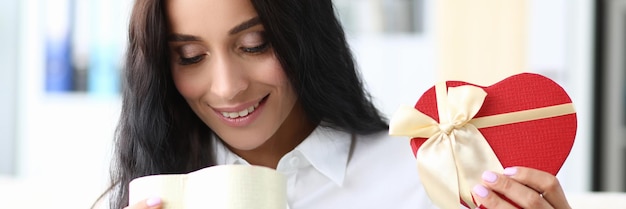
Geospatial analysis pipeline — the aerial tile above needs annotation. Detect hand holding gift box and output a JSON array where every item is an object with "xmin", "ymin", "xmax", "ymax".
[{"xmin": 390, "ymin": 73, "xmax": 577, "ymax": 209}]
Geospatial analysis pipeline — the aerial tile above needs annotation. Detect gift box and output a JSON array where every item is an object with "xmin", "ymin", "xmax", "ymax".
[{"xmin": 389, "ymin": 73, "xmax": 577, "ymax": 209}]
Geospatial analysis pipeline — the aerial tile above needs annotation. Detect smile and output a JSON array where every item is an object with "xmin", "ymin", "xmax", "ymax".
[{"xmin": 221, "ymin": 102, "xmax": 260, "ymax": 119}]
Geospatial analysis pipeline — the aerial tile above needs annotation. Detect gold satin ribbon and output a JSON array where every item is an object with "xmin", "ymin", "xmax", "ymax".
[{"xmin": 389, "ymin": 83, "xmax": 575, "ymax": 209}]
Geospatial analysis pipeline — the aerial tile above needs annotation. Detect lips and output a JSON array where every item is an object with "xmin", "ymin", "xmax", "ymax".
[
  {"xmin": 220, "ymin": 101, "xmax": 260, "ymax": 119},
  {"xmin": 212, "ymin": 95, "xmax": 269, "ymax": 127}
]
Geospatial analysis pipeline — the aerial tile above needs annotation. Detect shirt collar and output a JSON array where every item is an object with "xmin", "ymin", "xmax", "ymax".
[
  {"xmin": 212, "ymin": 126, "xmax": 352, "ymax": 186},
  {"xmin": 294, "ymin": 126, "xmax": 351, "ymax": 186}
]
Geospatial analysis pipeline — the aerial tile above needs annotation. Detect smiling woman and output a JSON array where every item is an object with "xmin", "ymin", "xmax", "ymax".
[
  {"xmin": 167, "ymin": 0, "xmax": 305, "ymax": 155},
  {"xmin": 100, "ymin": 0, "xmax": 575, "ymax": 209},
  {"xmin": 105, "ymin": 0, "xmax": 399, "ymax": 208}
]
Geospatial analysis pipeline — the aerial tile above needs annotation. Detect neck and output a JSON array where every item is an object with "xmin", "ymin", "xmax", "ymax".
[{"xmin": 227, "ymin": 102, "xmax": 316, "ymax": 169}]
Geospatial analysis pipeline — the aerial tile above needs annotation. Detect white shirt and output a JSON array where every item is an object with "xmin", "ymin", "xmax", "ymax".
[{"xmin": 213, "ymin": 126, "xmax": 439, "ymax": 209}]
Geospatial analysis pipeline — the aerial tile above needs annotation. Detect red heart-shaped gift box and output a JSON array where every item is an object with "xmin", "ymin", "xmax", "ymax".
[
  {"xmin": 411, "ymin": 72, "xmax": 577, "ymax": 181},
  {"xmin": 405, "ymin": 73, "xmax": 578, "ymax": 208}
]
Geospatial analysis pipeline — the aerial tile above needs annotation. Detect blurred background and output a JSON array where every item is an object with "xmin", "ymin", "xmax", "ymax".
[{"xmin": 0, "ymin": 0, "xmax": 624, "ymax": 208}]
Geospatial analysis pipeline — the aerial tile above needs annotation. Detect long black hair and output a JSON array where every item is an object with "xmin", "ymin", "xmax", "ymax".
[{"xmin": 105, "ymin": 0, "xmax": 387, "ymax": 208}]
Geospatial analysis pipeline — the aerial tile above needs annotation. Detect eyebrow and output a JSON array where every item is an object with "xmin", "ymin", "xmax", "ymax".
[
  {"xmin": 229, "ymin": 17, "xmax": 261, "ymax": 35},
  {"xmin": 168, "ymin": 17, "xmax": 262, "ymax": 42},
  {"xmin": 168, "ymin": 33, "xmax": 203, "ymax": 42}
]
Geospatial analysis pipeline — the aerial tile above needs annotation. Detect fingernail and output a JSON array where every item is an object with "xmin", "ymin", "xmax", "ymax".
[
  {"xmin": 146, "ymin": 197, "xmax": 161, "ymax": 207},
  {"xmin": 472, "ymin": 184, "xmax": 489, "ymax": 198},
  {"xmin": 503, "ymin": 167, "xmax": 517, "ymax": 176},
  {"xmin": 482, "ymin": 171, "xmax": 497, "ymax": 183}
]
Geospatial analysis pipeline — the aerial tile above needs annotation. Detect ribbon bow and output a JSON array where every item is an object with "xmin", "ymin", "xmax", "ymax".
[
  {"xmin": 390, "ymin": 83, "xmax": 502, "ymax": 209},
  {"xmin": 389, "ymin": 82, "xmax": 576, "ymax": 209}
]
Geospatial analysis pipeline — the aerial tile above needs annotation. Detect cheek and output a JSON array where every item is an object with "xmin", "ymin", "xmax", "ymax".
[
  {"xmin": 278, "ymin": 74, "xmax": 296, "ymax": 101},
  {"xmin": 263, "ymin": 56, "xmax": 291, "ymax": 89},
  {"xmin": 254, "ymin": 59, "xmax": 295, "ymax": 101},
  {"xmin": 274, "ymin": 66, "xmax": 295, "ymax": 100},
  {"xmin": 263, "ymin": 66, "xmax": 298, "ymax": 116},
  {"xmin": 172, "ymin": 69, "xmax": 206, "ymax": 100}
]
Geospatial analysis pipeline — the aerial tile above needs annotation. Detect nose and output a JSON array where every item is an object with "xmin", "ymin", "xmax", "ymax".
[{"xmin": 209, "ymin": 54, "xmax": 248, "ymax": 101}]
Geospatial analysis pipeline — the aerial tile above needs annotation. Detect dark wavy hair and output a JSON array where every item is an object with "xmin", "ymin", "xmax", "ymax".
[{"xmin": 101, "ymin": 0, "xmax": 388, "ymax": 208}]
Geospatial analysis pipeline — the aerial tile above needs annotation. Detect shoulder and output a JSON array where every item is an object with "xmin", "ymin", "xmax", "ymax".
[
  {"xmin": 352, "ymin": 130, "xmax": 415, "ymax": 162},
  {"xmin": 341, "ymin": 130, "xmax": 437, "ymax": 208}
]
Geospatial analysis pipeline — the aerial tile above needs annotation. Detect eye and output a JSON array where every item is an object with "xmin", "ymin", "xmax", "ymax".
[
  {"xmin": 179, "ymin": 54, "xmax": 205, "ymax": 65},
  {"xmin": 239, "ymin": 31, "xmax": 270, "ymax": 54},
  {"xmin": 173, "ymin": 44, "xmax": 207, "ymax": 65},
  {"xmin": 241, "ymin": 42, "xmax": 270, "ymax": 53}
]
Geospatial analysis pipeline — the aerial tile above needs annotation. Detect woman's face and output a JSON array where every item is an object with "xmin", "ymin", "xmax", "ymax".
[{"xmin": 166, "ymin": 0, "xmax": 298, "ymax": 150}]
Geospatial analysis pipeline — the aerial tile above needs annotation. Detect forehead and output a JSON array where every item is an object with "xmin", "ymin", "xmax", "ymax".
[{"xmin": 165, "ymin": 0, "xmax": 259, "ymax": 35}]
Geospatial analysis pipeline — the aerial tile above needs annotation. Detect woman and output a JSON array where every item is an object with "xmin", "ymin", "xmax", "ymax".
[{"xmin": 107, "ymin": 0, "xmax": 573, "ymax": 208}]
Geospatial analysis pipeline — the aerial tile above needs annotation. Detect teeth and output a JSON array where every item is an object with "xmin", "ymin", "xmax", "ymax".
[
  {"xmin": 221, "ymin": 101, "xmax": 260, "ymax": 119},
  {"xmin": 238, "ymin": 109, "xmax": 249, "ymax": 117}
]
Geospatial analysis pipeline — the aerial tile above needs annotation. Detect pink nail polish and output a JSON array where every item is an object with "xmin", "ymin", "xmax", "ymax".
[
  {"xmin": 472, "ymin": 185, "xmax": 489, "ymax": 198},
  {"xmin": 503, "ymin": 167, "xmax": 517, "ymax": 176},
  {"xmin": 482, "ymin": 171, "xmax": 497, "ymax": 183},
  {"xmin": 146, "ymin": 197, "xmax": 161, "ymax": 207}
]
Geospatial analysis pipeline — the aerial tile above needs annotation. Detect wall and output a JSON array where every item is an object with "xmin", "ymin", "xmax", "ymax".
[
  {"xmin": 345, "ymin": 0, "xmax": 594, "ymax": 192},
  {"xmin": 0, "ymin": 0, "xmax": 19, "ymax": 176}
]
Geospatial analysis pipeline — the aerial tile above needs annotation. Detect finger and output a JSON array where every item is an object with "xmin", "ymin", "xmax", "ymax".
[
  {"xmin": 503, "ymin": 166, "xmax": 571, "ymax": 209},
  {"xmin": 481, "ymin": 170, "xmax": 553, "ymax": 209},
  {"xmin": 124, "ymin": 197, "xmax": 162, "ymax": 209},
  {"xmin": 471, "ymin": 184, "xmax": 517, "ymax": 209}
]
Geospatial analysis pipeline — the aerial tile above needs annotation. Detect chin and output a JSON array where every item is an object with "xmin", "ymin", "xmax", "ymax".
[
  {"xmin": 228, "ymin": 142, "xmax": 264, "ymax": 151},
  {"xmin": 220, "ymin": 133, "xmax": 270, "ymax": 151}
]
